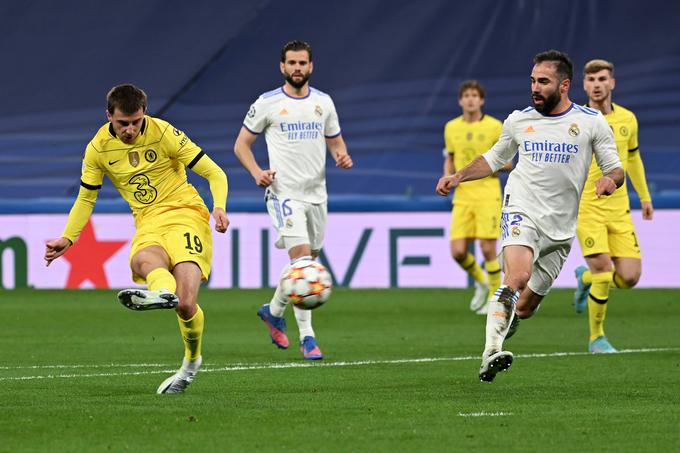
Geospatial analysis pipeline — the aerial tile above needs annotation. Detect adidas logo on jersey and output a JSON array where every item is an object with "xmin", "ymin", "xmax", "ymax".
[
  {"xmin": 524, "ymin": 126, "xmax": 535, "ymax": 133},
  {"xmin": 279, "ymin": 108, "xmax": 289, "ymax": 116}
]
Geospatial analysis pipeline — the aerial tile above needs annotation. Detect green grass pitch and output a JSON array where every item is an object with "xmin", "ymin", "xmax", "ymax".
[{"xmin": 1, "ymin": 288, "xmax": 679, "ymax": 452}]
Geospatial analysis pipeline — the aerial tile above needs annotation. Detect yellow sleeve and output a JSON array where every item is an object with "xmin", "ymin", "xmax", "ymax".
[
  {"xmin": 62, "ymin": 146, "xmax": 103, "ymax": 242},
  {"xmin": 444, "ymin": 122, "xmax": 455, "ymax": 154},
  {"xmin": 62, "ymin": 185, "xmax": 99, "ymax": 243},
  {"xmin": 627, "ymin": 151, "xmax": 651, "ymax": 203},
  {"xmin": 189, "ymin": 153, "xmax": 228, "ymax": 210}
]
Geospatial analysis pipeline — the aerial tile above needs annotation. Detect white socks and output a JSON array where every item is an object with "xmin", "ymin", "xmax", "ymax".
[
  {"xmin": 483, "ymin": 285, "xmax": 520, "ymax": 358},
  {"xmin": 293, "ymin": 305, "xmax": 315, "ymax": 340},
  {"xmin": 270, "ymin": 257, "xmax": 315, "ymax": 341}
]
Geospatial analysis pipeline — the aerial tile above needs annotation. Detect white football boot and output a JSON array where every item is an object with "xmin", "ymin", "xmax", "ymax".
[
  {"xmin": 117, "ymin": 289, "xmax": 178, "ymax": 311},
  {"xmin": 479, "ymin": 351, "xmax": 513, "ymax": 382},
  {"xmin": 157, "ymin": 357, "xmax": 202, "ymax": 394},
  {"xmin": 469, "ymin": 280, "xmax": 489, "ymax": 312}
]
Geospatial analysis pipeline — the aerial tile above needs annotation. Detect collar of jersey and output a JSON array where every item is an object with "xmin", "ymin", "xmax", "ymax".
[
  {"xmin": 539, "ymin": 102, "xmax": 574, "ymax": 117},
  {"xmin": 280, "ymin": 86, "xmax": 311, "ymax": 100}
]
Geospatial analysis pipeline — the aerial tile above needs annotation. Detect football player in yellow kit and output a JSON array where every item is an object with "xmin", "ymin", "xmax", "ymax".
[
  {"xmin": 573, "ymin": 60, "xmax": 654, "ymax": 353},
  {"xmin": 44, "ymin": 84, "xmax": 229, "ymax": 393},
  {"xmin": 443, "ymin": 80, "xmax": 510, "ymax": 314}
]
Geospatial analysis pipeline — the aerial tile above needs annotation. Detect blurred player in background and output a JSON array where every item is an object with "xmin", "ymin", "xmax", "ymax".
[
  {"xmin": 44, "ymin": 84, "xmax": 229, "ymax": 393},
  {"xmin": 234, "ymin": 40, "xmax": 352, "ymax": 360},
  {"xmin": 573, "ymin": 59, "xmax": 654, "ymax": 353},
  {"xmin": 436, "ymin": 50, "xmax": 623, "ymax": 382},
  {"xmin": 443, "ymin": 80, "xmax": 511, "ymax": 314}
]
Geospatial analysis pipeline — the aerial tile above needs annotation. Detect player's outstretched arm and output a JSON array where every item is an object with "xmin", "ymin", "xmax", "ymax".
[
  {"xmin": 627, "ymin": 151, "xmax": 654, "ymax": 220},
  {"xmin": 234, "ymin": 127, "xmax": 276, "ymax": 186},
  {"xmin": 326, "ymin": 135, "xmax": 352, "ymax": 169},
  {"xmin": 436, "ymin": 156, "xmax": 493, "ymax": 196},
  {"xmin": 44, "ymin": 184, "xmax": 99, "ymax": 266},
  {"xmin": 189, "ymin": 153, "xmax": 230, "ymax": 233}
]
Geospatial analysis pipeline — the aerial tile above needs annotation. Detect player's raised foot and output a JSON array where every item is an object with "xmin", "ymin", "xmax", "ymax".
[
  {"xmin": 505, "ymin": 313, "xmax": 520, "ymax": 340},
  {"xmin": 469, "ymin": 280, "xmax": 489, "ymax": 312},
  {"xmin": 573, "ymin": 266, "xmax": 590, "ymax": 314},
  {"xmin": 589, "ymin": 336, "xmax": 618, "ymax": 353},
  {"xmin": 117, "ymin": 288, "xmax": 178, "ymax": 311},
  {"xmin": 300, "ymin": 336, "xmax": 323, "ymax": 360},
  {"xmin": 257, "ymin": 304, "xmax": 289, "ymax": 349},
  {"xmin": 157, "ymin": 356, "xmax": 202, "ymax": 394},
  {"xmin": 479, "ymin": 351, "xmax": 513, "ymax": 382}
]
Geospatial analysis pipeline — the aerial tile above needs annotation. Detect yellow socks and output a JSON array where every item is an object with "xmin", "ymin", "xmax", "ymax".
[
  {"xmin": 581, "ymin": 269, "xmax": 592, "ymax": 285},
  {"xmin": 147, "ymin": 268, "xmax": 177, "ymax": 293},
  {"xmin": 484, "ymin": 259, "xmax": 501, "ymax": 299},
  {"xmin": 177, "ymin": 305, "xmax": 204, "ymax": 360},
  {"xmin": 588, "ymin": 271, "xmax": 613, "ymax": 341},
  {"xmin": 461, "ymin": 253, "xmax": 487, "ymax": 284}
]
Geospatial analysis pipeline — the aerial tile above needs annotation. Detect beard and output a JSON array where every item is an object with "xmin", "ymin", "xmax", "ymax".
[
  {"xmin": 532, "ymin": 88, "xmax": 561, "ymax": 114},
  {"xmin": 285, "ymin": 71, "xmax": 310, "ymax": 89}
]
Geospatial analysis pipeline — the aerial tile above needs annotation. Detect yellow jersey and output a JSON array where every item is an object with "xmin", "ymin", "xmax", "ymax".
[
  {"xmin": 579, "ymin": 103, "xmax": 650, "ymax": 211},
  {"xmin": 81, "ymin": 116, "xmax": 210, "ymax": 219},
  {"xmin": 444, "ymin": 114, "xmax": 502, "ymax": 205}
]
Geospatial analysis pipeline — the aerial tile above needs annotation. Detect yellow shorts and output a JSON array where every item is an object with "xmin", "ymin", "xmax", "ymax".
[
  {"xmin": 449, "ymin": 202, "xmax": 501, "ymax": 240},
  {"xmin": 577, "ymin": 207, "xmax": 641, "ymax": 259},
  {"xmin": 130, "ymin": 204, "xmax": 213, "ymax": 284}
]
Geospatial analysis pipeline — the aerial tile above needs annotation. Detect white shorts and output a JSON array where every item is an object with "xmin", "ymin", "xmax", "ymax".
[
  {"xmin": 265, "ymin": 189, "xmax": 327, "ymax": 252},
  {"xmin": 500, "ymin": 212, "xmax": 573, "ymax": 296}
]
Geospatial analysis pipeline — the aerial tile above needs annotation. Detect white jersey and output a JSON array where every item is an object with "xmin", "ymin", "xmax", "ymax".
[
  {"xmin": 243, "ymin": 86, "xmax": 342, "ymax": 203},
  {"xmin": 483, "ymin": 103, "xmax": 621, "ymax": 240}
]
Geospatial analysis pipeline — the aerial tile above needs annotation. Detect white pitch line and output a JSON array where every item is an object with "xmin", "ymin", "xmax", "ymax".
[
  {"xmin": 458, "ymin": 412, "xmax": 512, "ymax": 417},
  {"xmin": 0, "ymin": 347, "xmax": 676, "ymax": 382}
]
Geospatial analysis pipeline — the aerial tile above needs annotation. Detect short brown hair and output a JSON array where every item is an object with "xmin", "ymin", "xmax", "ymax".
[
  {"xmin": 106, "ymin": 84, "xmax": 147, "ymax": 115},
  {"xmin": 458, "ymin": 80, "xmax": 486, "ymax": 99},
  {"xmin": 584, "ymin": 59, "xmax": 615, "ymax": 77},
  {"xmin": 281, "ymin": 40, "xmax": 313, "ymax": 63}
]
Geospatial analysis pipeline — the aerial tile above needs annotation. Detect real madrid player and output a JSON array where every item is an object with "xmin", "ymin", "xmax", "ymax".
[
  {"xmin": 44, "ymin": 84, "xmax": 229, "ymax": 393},
  {"xmin": 436, "ymin": 50, "xmax": 623, "ymax": 382},
  {"xmin": 234, "ymin": 40, "xmax": 353, "ymax": 360},
  {"xmin": 443, "ymin": 80, "xmax": 510, "ymax": 314},
  {"xmin": 573, "ymin": 59, "xmax": 654, "ymax": 353}
]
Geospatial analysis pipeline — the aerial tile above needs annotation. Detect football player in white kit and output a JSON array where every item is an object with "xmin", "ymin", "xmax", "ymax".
[
  {"xmin": 234, "ymin": 40, "xmax": 353, "ymax": 360},
  {"xmin": 436, "ymin": 50, "xmax": 624, "ymax": 382}
]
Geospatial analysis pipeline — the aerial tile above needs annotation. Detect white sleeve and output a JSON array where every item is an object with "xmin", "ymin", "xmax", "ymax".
[
  {"xmin": 483, "ymin": 114, "xmax": 518, "ymax": 172},
  {"xmin": 324, "ymin": 98, "xmax": 341, "ymax": 138},
  {"xmin": 592, "ymin": 114, "xmax": 622, "ymax": 174},
  {"xmin": 243, "ymin": 97, "xmax": 269, "ymax": 134}
]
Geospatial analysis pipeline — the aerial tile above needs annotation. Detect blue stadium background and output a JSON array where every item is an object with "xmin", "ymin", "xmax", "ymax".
[{"xmin": 1, "ymin": 0, "xmax": 678, "ymax": 211}]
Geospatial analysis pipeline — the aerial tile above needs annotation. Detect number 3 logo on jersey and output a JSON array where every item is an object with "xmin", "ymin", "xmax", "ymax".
[{"xmin": 129, "ymin": 174, "xmax": 158, "ymax": 204}]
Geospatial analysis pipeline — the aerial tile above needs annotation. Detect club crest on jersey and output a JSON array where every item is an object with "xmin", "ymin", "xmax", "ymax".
[
  {"xmin": 619, "ymin": 126, "xmax": 629, "ymax": 136},
  {"xmin": 511, "ymin": 226, "xmax": 520, "ymax": 238},
  {"xmin": 466, "ymin": 132, "xmax": 473, "ymax": 141},
  {"xmin": 145, "ymin": 149, "xmax": 157, "ymax": 163},
  {"xmin": 568, "ymin": 123, "xmax": 580, "ymax": 137},
  {"xmin": 285, "ymin": 218, "xmax": 293, "ymax": 228},
  {"xmin": 478, "ymin": 134, "xmax": 485, "ymax": 142},
  {"xmin": 314, "ymin": 105, "xmax": 323, "ymax": 117},
  {"xmin": 128, "ymin": 151, "xmax": 140, "ymax": 167},
  {"xmin": 173, "ymin": 128, "xmax": 182, "ymax": 136}
]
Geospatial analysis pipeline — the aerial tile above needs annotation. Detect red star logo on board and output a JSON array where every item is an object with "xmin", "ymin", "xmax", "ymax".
[{"xmin": 62, "ymin": 220, "xmax": 127, "ymax": 288}]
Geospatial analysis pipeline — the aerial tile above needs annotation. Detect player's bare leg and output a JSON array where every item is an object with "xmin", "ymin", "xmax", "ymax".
[
  {"xmin": 157, "ymin": 262, "xmax": 204, "ymax": 394},
  {"xmin": 118, "ymin": 246, "xmax": 178, "ymax": 310},
  {"xmin": 611, "ymin": 256, "xmax": 641, "ymax": 289},
  {"xmin": 479, "ymin": 245, "xmax": 532, "ymax": 382}
]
